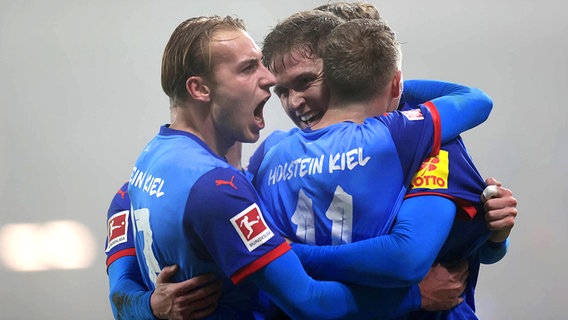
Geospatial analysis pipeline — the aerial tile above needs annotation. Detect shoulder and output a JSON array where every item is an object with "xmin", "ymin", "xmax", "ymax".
[
  {"xmin": 108, "ymin": 182, "xmax": 130, "ymax": 217},
  {"xmin": 190, "ymin": 167, "xmax": 259, "ymax": 210}
]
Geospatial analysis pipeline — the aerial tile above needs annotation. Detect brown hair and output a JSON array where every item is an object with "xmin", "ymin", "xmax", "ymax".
[
  {"xmin": 323, "ymin": 18, "xmax": 401, "ymax": 104},
  {"xmin": 262, "ymin": 10, "xmax": 343, "ymax": 73},
  {"xmin": 315, "ymin": 1, "xmax": 380, "ymax": 21}
]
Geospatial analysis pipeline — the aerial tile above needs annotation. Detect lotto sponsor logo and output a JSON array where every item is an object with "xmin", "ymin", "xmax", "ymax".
[
  {"xmin": 105, "ymin": 210, "xmax": 129, "ymax": 252},
  {"xmin": 411, "ymin": 150, "xmax": 449, "ymax": 190},
  {"xmin": 401, "ymin": 109, "xmax": 424, "ymax": 121},
  {"xmin": 230, "ymin": 203, "xmax": 274, "ymax": 252}
]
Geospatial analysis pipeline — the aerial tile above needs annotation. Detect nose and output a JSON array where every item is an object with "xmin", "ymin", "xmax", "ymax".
[
  {"xmin": 287, "ymin": 89, "xmax": 303, "ymax": 112},
  {"xmin": 260, "ymin": 65, "xmax": 276, "ymax": 90}
]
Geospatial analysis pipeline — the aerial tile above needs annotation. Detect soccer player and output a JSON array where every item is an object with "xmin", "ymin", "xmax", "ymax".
[
  {"xmin": 255, "ymin": 11, "xmax": 515, "ymax": 320},
  {"xmin": 105, "ymin": 103, "xmax": 238, "ymax": 320},
  {"xmin": 122, "ymin": 14, "xmax": 490, "ymax": 319}
]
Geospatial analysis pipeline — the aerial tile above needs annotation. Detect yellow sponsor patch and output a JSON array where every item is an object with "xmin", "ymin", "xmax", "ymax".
[{"xmin": 411, "ymin": 150, "xmax": 449, "ymax": 190}]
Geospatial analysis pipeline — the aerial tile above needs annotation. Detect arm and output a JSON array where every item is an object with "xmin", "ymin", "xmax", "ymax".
[
  {"xmin": 291, "ymin": 196, "xmax": 456, "ymax": 287},
  {"xmin": 190, "ymin": 169, "xmax": 424, "ymax": 319},
  {"xmin": 108, "ymin": 256, "xmax": 222, "ymax": 320},
  {"xmin": 403, "ymin": 79, "xmax": 493, "ymax": 143},
  {"xmin": 249, "ymin": 250, "xmax": 419, "ymax": 319},
  {"xmin": 108, "ymin": 256, "xmax": 156, "ymax": 319}
]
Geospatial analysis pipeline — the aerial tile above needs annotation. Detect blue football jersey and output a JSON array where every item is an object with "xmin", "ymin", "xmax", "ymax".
[
  {"xmin": 128, "ymin": 125, "xmax": 290, "ymax": 318},
  {"xmin": 255, "ymin": 103, "xmax": 441, "ymax": 247},
  {"xmin": 401, "ymin": 103, "xmax": 492, "ymax": 320},
  {"xmin": 407, "ymin": 136, "xmax": 491, "ymax": 263},
  {"xmin": 247, "ymin": 128, "xmax": 300, "ymax": 180}
]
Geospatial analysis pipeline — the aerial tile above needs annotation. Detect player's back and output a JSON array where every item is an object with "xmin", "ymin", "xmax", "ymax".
[{"xmin": 255, "ymin": 113, "xmax": 436, "ymax": 245}]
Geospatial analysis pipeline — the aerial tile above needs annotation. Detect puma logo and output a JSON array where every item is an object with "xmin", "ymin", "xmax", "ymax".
[
  {"xmin": 117, "ymin": 188, "xmax": 127, "ymax": 199},
  {"xmin": 215, "ymin": 176, "xmax": 237, "ymax": 190}
]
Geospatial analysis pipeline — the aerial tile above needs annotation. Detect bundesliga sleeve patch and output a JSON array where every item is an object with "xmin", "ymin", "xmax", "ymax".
[
  {"xmin": 411, "ymin": 150, "xmax": 449, "ymax": 189},
  {"xmin": 401, "ymin": 109, "xmax": 424, "ymax": 120},
  {"xmin": 230, "ymin": 203, "xmax": 274, "ymax": 252},
  {"xmin": 105, "ymin": 210, "xmax": 129, "ymax": 252}
]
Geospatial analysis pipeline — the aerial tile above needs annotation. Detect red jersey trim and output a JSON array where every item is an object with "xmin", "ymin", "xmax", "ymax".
[
  {"xmin": 405, "ymin": 191, "xmax": 478, "ymax": 220},
  {"xmin": 230, "ymin": 242, "xmax": 292, "ymax": 285},
  {"xmin": 423, "ymin": 101, "xmax": 441, "ymax": 157},
  {"xmin": 106, "ymin": 248, "xmax": 137, "ymax": 269}
]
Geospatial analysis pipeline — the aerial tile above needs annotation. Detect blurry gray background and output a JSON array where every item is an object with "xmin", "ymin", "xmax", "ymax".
[{"xmin": 1, "ymin": 0, "xmax": 565, "ymax": 318}]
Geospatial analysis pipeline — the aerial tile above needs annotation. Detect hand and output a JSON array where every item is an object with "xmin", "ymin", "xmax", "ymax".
[
  {"xmin": 483, "ymin": 177, "xmax": 518, "ymax": 243},
  {"xmin": 419, "ymin": 261, "xmax": 468, "ymax": 311},
  {"xmin": 151, "ymin": 265, "xmax": 222, "ymax": 320}
]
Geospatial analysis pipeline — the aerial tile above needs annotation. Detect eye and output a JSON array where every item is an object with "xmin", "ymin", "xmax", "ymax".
[
  {"xmin": 274, "ymin": 86, "xmax": 289, "ymax": 98},
  {"xmin": 296, "ymin": 76, "xmax": 316, "ymax": 90},
  {"xmin": 242, "ymin": 64, "xmax": 256, "ymax": 73}
]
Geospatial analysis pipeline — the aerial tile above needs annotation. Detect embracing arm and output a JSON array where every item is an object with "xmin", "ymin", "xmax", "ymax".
[
  {"xmin": 249, "ymin": 249, "xmax": 420, "ymax": 319},
  {"xmin": 403, "ymin": 79, "xmax": 493, "ymax": 143},
  {"xmin": 108, "ymin": 257, "xmax": 222, "ymax": 320},
  {"xmin": 291, "ymin": 196, "xmax": 456, "ymax": 287},
  {"xmin": 108, "ymin": 256, "xmax": 156, "ymax": 319}
]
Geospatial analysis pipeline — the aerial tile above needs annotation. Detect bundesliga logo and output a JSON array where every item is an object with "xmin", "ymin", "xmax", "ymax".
[
  {"xmin": 106, "ymin": 210, "xmax": 129, "ymax": 252},
  {"xmin": 230, "ymin": 204, "xmax": 274, "ymax": 251}
]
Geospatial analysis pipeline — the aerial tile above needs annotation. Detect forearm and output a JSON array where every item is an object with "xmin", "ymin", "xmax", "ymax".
[
  {"xmin": 479, "ymin": 238, "xmax": 509, "ymax": 264},
  {"xmin": 108, "ymin": 256, "xmax": 156, "ymax": 320},
  {"xmin": 292, "ymin": 196, "xmax": 456, "ymax": 287},
  {"xmin": 251, "ymin": 251, "xmax": 419, "ymax": 319},
  {"xmin": 403, "ymin": 79, "xmax": 493, "ymax": 142},
  {"xmin": 403, "ymin": 80, "xmax": 470, "ymax": 105}
]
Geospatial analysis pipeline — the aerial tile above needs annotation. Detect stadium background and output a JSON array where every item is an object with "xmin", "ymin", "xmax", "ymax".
[{"xmin": 1, "ymin": 0, "xmax": 565, "ymax": 318}]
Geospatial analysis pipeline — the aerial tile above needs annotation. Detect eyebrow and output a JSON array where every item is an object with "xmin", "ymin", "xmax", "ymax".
[{"xmin": 242, "ymin": 55, "xmax": 261, "ymax": 65}]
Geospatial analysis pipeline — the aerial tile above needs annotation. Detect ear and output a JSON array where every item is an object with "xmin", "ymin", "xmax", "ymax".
[
  {"xmin": 186, "ymin": 76, "xmax": 211, "ymax": 102},
  {"xmin": 389, "ymin": 70, "xmax": 403, "ymax": 99}
]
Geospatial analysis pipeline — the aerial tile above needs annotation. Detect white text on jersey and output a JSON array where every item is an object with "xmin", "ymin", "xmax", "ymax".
[
  {"xmin": 267, "ymin": 147, "xmax": 370, "ymax": 186},
  {"xmin": 130, "ymin": 167, "xmax": 165, "ymax": 198}
]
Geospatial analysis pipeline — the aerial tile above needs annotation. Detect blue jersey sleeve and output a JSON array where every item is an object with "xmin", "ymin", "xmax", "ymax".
[
  {"xmin": 291, "ymin": 196, "xmax": 456, "ymax": 287},
  {"xmin": 403, "ymin": 79, "xmax": 493, "ymax": 143},
  {"xmin": 249, "ymin": 250, "xmax": 419, "ymax": 319},
  {"xmin": 108, "ymin": 256, "xmax": 156, "ymax": 320},
  {"xmin": 105, "ymin": 182, "xmax": 136, "ymax": 268},
  {"xmin": 187, "ymin": 167, "xmax": 291, "ymax": 284},
  {"xmin": 479, "ymin": 238, "xmax": 509, "ymax": 264},
  {"xmin": 105, "ymin": 184, "xmax": 155, "ymax": 319}
]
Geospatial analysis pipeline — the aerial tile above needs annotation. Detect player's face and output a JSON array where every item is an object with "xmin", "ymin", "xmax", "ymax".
[
  {"xmin": 272, "ymin": 51, "xmax": 329, "ymax": 130},
  {"xmin": 208, "ymin": 29, "xmax": 275, "ymax": 144}
]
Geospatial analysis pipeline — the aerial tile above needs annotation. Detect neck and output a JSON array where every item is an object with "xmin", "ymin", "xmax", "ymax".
[
  {"xmin": 169, "ymin": 102, "xmax": 231, "ymax": 157},
  {"xmin": 312, "ymin": 94, "xmax": 392, "ymax": 130}
]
